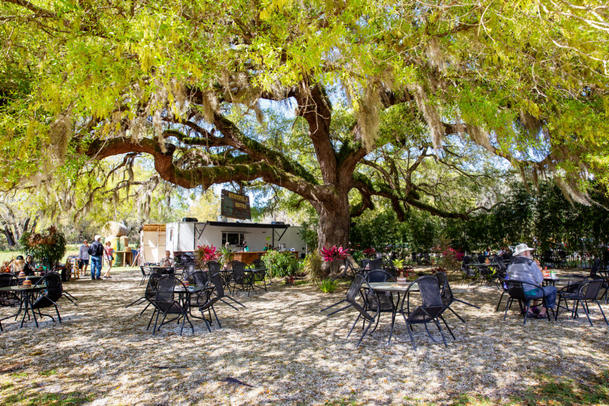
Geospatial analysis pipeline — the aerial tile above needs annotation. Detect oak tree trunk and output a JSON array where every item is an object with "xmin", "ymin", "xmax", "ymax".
[{"xmin": 317, "ymin": 194, "xmax": 351, "ymax": 278}]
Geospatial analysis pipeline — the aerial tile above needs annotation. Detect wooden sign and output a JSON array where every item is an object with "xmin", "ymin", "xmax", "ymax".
[{"xmin": 220, "ymin": 190, "xmax": 251, "ymax": 220}]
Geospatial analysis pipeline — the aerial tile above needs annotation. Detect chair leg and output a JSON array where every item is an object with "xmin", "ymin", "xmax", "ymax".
[
  {"xmin": 320, "ymin": 299, "xmax": 346, "ymax": 313},
  {"xmin": 447, "ymin": 306, "xmax": 466, "ymax": 323},
  {"xmin": 346, "ymin": 314, "xmax": 362, "ymax": 339},
  {"xmin": 596, "ymin": 300, "xmax": 609, "ymax": 325},
  {"xmin": 223, "ymin": 296, "xmax": 246, "ymax": 308},
  {"xmin": 356, "ymin": 318, "xmax": 374, "ymax": 347},
  {"xmin": 406, "ymin": 321, "xmax": 417, "ymax": 351},
  {"xmin": 455, "ymin": 298, "xmax": 481, "ymax": 309},
  {"xmin": 211, "ymin": 306, "xmax": 222, "ymax": 328},
  {"xmin": 434, "ymin": 319, "xmax": 448, "ymax": 347},
  {"xmin": 55, "ymin": 305, "xmax": 62, "ymax": 323},
  {"xmin": 522, "ymin": 302, "xmax": 530, "ymax": 326},
  {"xmin": 326, "ymin": 304, "xmax": 352, "ymax": 317},
  {"xmin": 439, "ymin": 315, "xmax": 456, "ymax": 340},
  {"xmin": 139, "ymin": 302, "xmax": 152, "ymax": 316},
  {"xmin": 152, "ymin": 309, "xmax": 162, "ymax": 335},
  {"xmin": 504, "ymin": 297, "xmax": 512, "ymax": 321},
  {"xmin": 581, "ymin": 300, "xmax": 594, "ymax": 327},
  {"xmin": 495, "ymin": 292, "xmax": 505, "ymax": 312},
  {"xmin": 146, "ymin": 308, "xmax": 157, "ymax": 330}
]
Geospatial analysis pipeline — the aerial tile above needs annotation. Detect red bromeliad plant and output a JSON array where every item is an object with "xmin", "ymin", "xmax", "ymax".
[
  {"xmin": 363, "ymin": 247, "xmax": 376, "ymax": 258},
  {"xmin": 320, "ymin": 245, "xmax": 349, "ymax": 262},
  {"xmin": 196, "ymin": 245, "xmax": 220, "ymax": 263}
]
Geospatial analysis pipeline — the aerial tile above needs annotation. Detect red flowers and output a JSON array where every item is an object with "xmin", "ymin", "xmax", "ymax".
[
  {"xmin": 363, "ymin": 247, "xmax": 376, "ymax": 257},
  {"xmin": 196, "ymin": 245, "xmax": 220, "ymax": 262},
  {"xmin": 321, "ymin": 246, "xmax": 349, "ymax": 262}
]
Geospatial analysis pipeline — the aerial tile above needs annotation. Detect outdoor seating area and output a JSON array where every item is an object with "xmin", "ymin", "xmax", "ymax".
[{"xmin": 1, "ymin": 265, "xmax": 609, "ymax": 404}]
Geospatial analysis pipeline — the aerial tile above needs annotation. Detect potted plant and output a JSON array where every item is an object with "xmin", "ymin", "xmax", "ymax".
[
  {"xmin": 19, "ymin": 226, "xmax": 67, "ymax": 272},
  {"xmin": 195, "ymin": 245, "xmax": 220, "ymax": 267},
  {"xmin": 219, "ymin": 246, "xmax": 233, "ymax": 268}
]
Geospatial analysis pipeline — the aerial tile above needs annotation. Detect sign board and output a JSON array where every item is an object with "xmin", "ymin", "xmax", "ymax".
[{"xmin": 220, "ymin": 190, "xmax": 251, "ymax": 220}]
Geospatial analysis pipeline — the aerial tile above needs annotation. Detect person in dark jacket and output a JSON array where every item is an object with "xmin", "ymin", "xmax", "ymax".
[{"xmin": 88, "ymin": 235, "xmax": 104, "ymax": 280}]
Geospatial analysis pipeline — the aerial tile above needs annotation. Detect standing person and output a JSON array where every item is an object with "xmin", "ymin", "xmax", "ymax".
[
  {"xmin": 88, "ymin": 235, "xmax": 104, "ymax": 280},
  {"xmin": 103, "ymin": 241, "xmax": 114, "ymax": 279},
  {"xmin": 78, "ymin": 240, "xmax": 90, "ymax": 278},
  {"xmin": 506, "ymin": 243, "xmax": 557, "ymax": 318}
]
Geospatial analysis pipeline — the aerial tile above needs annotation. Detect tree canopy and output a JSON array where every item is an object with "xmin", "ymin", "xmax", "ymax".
[{"xmin": 1, "ymin": 0, "xmax": 608, "ymax": 271}]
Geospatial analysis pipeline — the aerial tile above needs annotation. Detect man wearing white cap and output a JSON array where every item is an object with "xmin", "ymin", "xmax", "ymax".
[
  {"xmin": 507, "ymin": 243, "xmax": 557, "ymax": 318},
  {"xmin": 88, "ymin": 235, "xmax": 105, "ymax": 280}
]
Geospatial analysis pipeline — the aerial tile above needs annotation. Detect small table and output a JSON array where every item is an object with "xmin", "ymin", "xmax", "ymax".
[
  {"xmin": 543, "ymin": 275, "xmax": 586, "ymax": 287},
  {"xmin": 151, "ymin": 266, "xmax": 174, "ymax": 275},
  {"xmin": 0, "ymin": 285, "xmax": 46, "ymax": 328},
  {"xmin": 366, "ymin": 282, "xmax": 419, "ymax": 343}
]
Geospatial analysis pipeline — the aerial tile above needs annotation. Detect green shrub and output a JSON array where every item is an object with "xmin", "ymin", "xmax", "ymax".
[
  {"xmin": 262, "ymin": 250, "xmax": 299, "ymax": 278},
  {"xmin": 303, "ymin": 250, "xmax": 323, "ymax": 281},
  {"xmin": 319, "ymin": 278, "xmax": 339, "ymax": 293}
]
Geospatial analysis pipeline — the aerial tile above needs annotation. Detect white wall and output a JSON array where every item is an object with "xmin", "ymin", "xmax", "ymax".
[
  {"xmin": 165, "ymin": 221, "xmax": 307, "ymax": 256},
  {"xmin": 141, "ymin": 229, "xmax": 166, "ymax": 263}
]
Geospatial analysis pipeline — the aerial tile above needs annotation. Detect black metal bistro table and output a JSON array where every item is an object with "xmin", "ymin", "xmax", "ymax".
[
  {"xmin": 0, "ymin": 285, "xmax": 46, "ymax": 327},
  {"xmin": 543, "ymin": 274, "xmax": 586, "ymax": 287},
  {"xmin": 366, "ymin": 281, "xmax": 419, "ymax": 344}
]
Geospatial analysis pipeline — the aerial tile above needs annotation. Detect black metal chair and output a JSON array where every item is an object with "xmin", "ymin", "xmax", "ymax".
[
  {"xmin": 182, "ymin": 263, "xmax": 197, "ymax": 281},
  {"xmin": 461, "ymin": 256, "xmax": 475, "ymax": 279},
  {"xmin": 364, "ymin": 270, "xmax": 399, "ymax": 342},
  {"xmin": 436, "ymin": 272, "xmax": 480, "ymax": 323},
  {"xmin": 400, "ymin": 276, "xmax": 454, "ymax": 351},
  {"xmin": 150, "ymin": 275, "xmax": 193, "ymax": 336},
  {"xmin": 30, "ymin": 272, "xmax": 63, "ymax": 327},
  {"xmin": 249, "ymin": 259, "xmax": 267, "ymax": 292},
  {"xmin": 139, "ymin": 264, "xmax": 150, "ymax": 286},
  {"xmin": 207, "ymin": 262, "xmax": 245, "ymax": 309},
  {"xmin": 503, "ymin": 280, "xmax": 554, "ymax": 325},
  {"xmin": 344, "ymin": 274, "xmax": 380, "ymax": 347},
  {"xmin": 556, "ymin": 279, "xmax": 608, "ymax": 326},
  {"xmin": 194, "ymin": 271, "xmax": 225, "ymax": 332},
  {"xmin": 186, "ymin": 270, "xmax": 209, "ymax": 287},
  {"xmin": 367, "ymin": 259, "xmax": 384, "ymax": 270},
  {"xmin": 0, "ymin": 273, "xmax": 19, "ymax": 307},
  {"xmin": 229, "ymin": 260, "xmax": 254, "ymax": 297}
]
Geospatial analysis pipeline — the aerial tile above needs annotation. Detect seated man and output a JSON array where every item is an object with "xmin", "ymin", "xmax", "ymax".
[
  {"xmin": 506, "ymin": 243, "xmax": 557, "ymax": 318},
  {"xmin": 159, "ymin": 250, "xmax": 174, "ymax": 267}
]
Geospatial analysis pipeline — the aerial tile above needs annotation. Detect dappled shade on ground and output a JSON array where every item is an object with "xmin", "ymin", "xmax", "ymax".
[{"xmin": 1, "ymin": 269, "xmax": 609, "ymax": 405}]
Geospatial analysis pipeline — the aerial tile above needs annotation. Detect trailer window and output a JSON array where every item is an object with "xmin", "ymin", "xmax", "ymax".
[{"xmin": 222, "ymin": 232, "xmax": 244, "ymax": 246}]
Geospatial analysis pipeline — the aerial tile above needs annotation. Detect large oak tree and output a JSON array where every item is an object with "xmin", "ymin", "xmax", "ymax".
[{"xmin": 1, "ymin": 0, "xmax": 607, "ymax": 274}]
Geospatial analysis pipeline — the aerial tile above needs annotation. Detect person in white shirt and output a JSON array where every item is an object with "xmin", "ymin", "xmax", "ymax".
[{"xmin": 78, "ymin": 240, "xmax": 90, "ymax": 277}]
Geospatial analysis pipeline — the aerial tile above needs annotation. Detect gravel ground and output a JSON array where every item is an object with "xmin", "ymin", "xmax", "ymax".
[{"xmin": 1, "ymin": 268, "xmax": 608, "ymax": 405}]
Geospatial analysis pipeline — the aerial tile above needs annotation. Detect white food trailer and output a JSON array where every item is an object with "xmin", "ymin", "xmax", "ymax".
[
  {"xmin": 139, "ymin": 224, "xmax": 166, "ymax": 264},
  {"xmin": 165, "ymin": 220, "xmax": 307, "ymax": 259}
]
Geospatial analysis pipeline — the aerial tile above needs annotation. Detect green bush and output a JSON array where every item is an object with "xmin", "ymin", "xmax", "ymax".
[
  {"xmin": 319, "ymin": 278, "xmax": 338, "ymax": 293},
  {"xmin": 262, "ymin": 250, "xmax": 299, "ymax": 278},
  {"xmin": 303, "ymin": 250, "xmax": 323, "ymax": 281}
]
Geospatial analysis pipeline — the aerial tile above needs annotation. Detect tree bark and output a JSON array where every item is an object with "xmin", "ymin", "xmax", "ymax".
[{"xmin": 316, "ymin": 193, "xmax": 351, "ymax": 278}]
